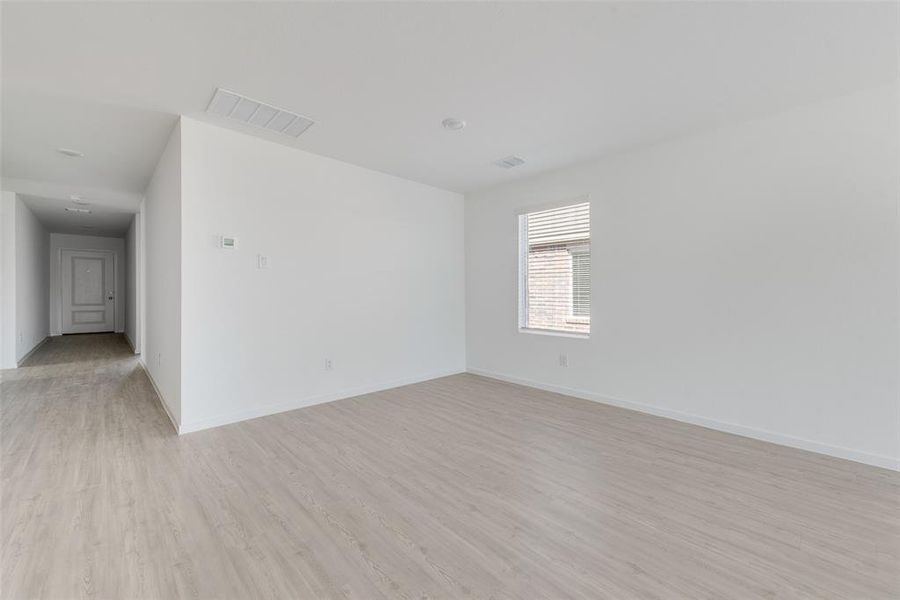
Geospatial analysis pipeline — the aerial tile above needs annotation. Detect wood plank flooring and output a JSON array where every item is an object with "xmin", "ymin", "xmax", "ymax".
[{"xmin": 2, "ymin": 333, "xmax": 898, "ymax": 599}]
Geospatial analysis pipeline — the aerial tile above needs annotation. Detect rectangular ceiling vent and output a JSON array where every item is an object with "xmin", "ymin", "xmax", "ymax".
[
  {"xmin": 494, "ymin": 155, "xmax": 526, "ymax": 169},
  {"xmin": 206, "ymin": 88, "xmax": 315, "ymax": 138}
]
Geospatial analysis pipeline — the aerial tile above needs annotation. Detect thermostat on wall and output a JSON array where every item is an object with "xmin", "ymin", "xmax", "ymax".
[{"xmin": 219, "ymin": 236, "xmax": 237, "ymax": 249}]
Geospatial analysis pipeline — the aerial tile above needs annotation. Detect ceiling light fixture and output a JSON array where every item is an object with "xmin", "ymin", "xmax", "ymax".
[
  {"xmin": 441, "ymin": 117, "xmax": 466, "ymax": 131},
  {"xmin": 65, "ymin": 207, "xmax": 91, "ymax": 214},
  {"xmin": 493, "ymin": 155, "xmax": 526, "ymax": 169},
  {"xmin": 206, "ymin": 88, "xmax": 315, "ymax": 139},
  {"xmin": 70, "ymin": 195, "xmax": 90, "ymax": 205},
  {"xmin": 57, "ymin": 147, "xmax": 84, "ymax": 158}
]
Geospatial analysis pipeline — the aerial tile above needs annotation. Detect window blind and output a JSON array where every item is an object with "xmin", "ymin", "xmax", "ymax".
[{"xmin": 519, "ymin": 202, "xmax": 591, "ymax": 335}]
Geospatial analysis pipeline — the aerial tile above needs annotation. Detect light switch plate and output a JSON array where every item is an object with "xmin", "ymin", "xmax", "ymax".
[{"xmin": 257, "ymin": 254, "xmax": 269, "ymax": 269}]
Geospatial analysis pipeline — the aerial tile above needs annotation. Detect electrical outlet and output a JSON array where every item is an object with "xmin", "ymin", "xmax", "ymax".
[
  {"xmin": 559, "ymin": 354, "xmax": 568, "ymax": 368},
  {"xmin": 18, "ymin": 332, "xmax": 23, "ymax": 343},
  {"xmin": 324, "ymin": 358, "xmax": 333, "ymax": 371}
]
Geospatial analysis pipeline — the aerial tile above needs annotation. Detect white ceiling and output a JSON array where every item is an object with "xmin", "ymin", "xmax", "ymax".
[
  {"xmin": 20, "ymin": 195, "xmax": 134, "ymax": 238},
  {"xmin": 2, "ymin": 1, "xmax": 898, "ymax": 210}
]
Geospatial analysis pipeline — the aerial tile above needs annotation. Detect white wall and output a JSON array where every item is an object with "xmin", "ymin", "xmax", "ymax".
[
  {"xmin": 0, "ymin": 192, "xmax": 17, "ymax": 368},
  {"xmin": 465, "ymin": 85, "xmax": 900, "ymax": 470},
  {"xmin": 178, "ymin": 117, "xmax": 465, "ymax": 432},
  {"xmin": 124, "ymin": 214, "xmax": 140, "ymax": 353},
  {"xmin": 49, "ymin": 233, "xmax": 125, "ymax": 335},
  {"xmin": 143, "ymin": 122, "xmax": 182, "ymax": 427},
  {"xmin": 15, "ymin": 197, "xmax": 50, "ymax": 362}
]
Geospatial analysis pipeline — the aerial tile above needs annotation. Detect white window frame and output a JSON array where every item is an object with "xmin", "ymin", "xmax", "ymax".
[{"xmin": 516, "ymin": 196, "xmax": 591, "ymax": 339}]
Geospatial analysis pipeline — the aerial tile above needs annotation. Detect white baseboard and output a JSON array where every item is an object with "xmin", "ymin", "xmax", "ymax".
[
  {"xmin": 467, "ymin": 367, "xmax": 900, "ymax": 472},
  {"xmin": 16, "ymin": 336, "xmax": 49, "ymax": 367},
  {"xmin": 139, "ymin": 358, "xmax": 179, "ymax": 434},
  {"xmin": 179, "ymin": 367, "xmax": 466, "ymax": 434}
]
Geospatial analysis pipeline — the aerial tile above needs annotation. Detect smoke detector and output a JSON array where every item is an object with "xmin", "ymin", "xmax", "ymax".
[
  {"xmin": 493, "ymin": 155, "xmax": 525, "ymax": 169},
  {"xmin": 206, "ymin": 88, "xmax": 315, "ymax": 138}
]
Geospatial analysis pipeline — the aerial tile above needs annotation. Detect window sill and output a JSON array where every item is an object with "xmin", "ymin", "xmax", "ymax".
[{"xmin": 518, "ymin": 327, "xmax": 590, "ymax": 339}]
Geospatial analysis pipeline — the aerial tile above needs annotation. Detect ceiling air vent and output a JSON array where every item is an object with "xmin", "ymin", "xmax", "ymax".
[
  {"xmin": 494, "ymin": 155, "xmax": 525, "ymax": 169},
  {"xmin": 206, "ymin": 88, "xmax": 315, "ymax": 138}
]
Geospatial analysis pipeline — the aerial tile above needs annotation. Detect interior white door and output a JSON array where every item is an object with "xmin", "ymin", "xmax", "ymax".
[{"xmin": 61, "ymin": 249, "xmax": 116, "ymax": 334}]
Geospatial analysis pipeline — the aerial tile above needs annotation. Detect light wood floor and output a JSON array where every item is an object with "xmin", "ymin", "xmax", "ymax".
[{"xmin": 2, "ymin": 334, "xmax": 898, "ymax": 599}]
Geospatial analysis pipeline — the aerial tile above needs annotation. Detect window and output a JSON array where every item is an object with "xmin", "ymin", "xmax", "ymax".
[
  {"xmin": 518, "ymin": 201, "xmax": 590, "ymax": 336},
  {"xmin": 570, "ymin": 246, "xmax": 590, "ymax": 318}
]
